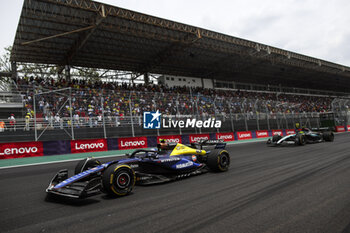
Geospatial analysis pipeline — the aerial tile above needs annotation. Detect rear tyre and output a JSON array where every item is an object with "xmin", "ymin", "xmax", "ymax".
[
  {"xmin": 323, "ymin": 131, "xmax": 334, "ymax": 142},
  {"xmin": 75, "ymin": 158, "xmax": 101, "ymax": 174},
  {"xmin": 295, "ymin": 134, "xmax": 306, "ymax": 146},
  {"xmin": 206, "ymin": 150, "xmax": 230, "ymax": 172},
  {"xmin": 102, "ymin": 164, "xmax": 135, "ymax": 197}
]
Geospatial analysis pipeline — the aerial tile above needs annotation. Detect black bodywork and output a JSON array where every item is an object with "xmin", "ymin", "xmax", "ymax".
[{"xmin": 267, "ymin": 128, "xmax": 334, "ymax": 146}]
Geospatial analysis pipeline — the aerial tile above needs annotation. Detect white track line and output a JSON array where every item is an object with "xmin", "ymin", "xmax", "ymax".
[{"xmin": 0, "ymin": 154, "xmax": 125, "ymax": 170}]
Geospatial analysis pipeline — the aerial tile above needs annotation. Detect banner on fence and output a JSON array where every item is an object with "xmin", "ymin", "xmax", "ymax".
[
  {"xmin": 335, "ymin": 126, "xmax": 345, "ymax": 132},
  {"xmin": 255, "ymin": 130, "xmax": 269, "ymax": 138},
  {"xmin": 157, "ymin": 135, "xmax": 182, "ymax": 144},
  {"xmin": 286, "ymin": 129, "xmax": 296, "ymax": 135},
  {"xmin": 237, "ymin": 131, "xmax": 252, "ymax": 140},
  {"xmin": 71, "ymin": 139, "xmax": 107, "ymax": 154},
  {"xmin": 272, "ymin": 130, "xmax": 283, "ymax": 136},
  {"xmin": 118, "ymin": 137, "xmax": 148, "ymax": 150},
  {"xmin": 0, "ymin": 141, "xmax": 44, "ymax": 159},
  {"xmin": 189, "ymin": 134, "xmax": 210, "ymax": 143},
  {"xmin": 216, "ymin": 132, "xmax": 235, "ymax": 141}
]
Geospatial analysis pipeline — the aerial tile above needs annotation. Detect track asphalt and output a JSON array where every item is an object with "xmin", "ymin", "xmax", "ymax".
[{"xmin": 0, "ymin": 133, "xmax": 349, "ymax": 233}]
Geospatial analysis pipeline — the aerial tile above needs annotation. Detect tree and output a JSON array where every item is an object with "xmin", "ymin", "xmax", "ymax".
[
  {"xmin": 19, "ymin": 62, "xmax": 58, "ymax": 79},
  {"xmin": 0, "ymin": 46, "xmax": 12, "ymax": 72}
]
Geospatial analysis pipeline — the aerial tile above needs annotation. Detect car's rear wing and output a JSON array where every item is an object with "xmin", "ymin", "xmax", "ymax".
[
  {"xmin": 311, "ymin": 127, "xmax": 333, "ymax": 132},
  {"xmin": 192, "ymin": 139, "xmax": 226, "ymax": 149}
]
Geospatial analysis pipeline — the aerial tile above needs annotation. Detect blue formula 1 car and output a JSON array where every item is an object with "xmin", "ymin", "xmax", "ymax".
[{"xmin": 46, "ymin": 140, "xmax": 230, "ymax": 199}]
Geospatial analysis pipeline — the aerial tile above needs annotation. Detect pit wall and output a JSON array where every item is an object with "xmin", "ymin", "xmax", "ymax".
[{"xmin": 1, "ymin": 127, "xmax": 348, "ymax": 160}]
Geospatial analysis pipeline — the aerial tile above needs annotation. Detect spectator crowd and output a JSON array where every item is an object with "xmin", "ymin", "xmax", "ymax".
[{"xmin": 3, "ymin": 76, "xmax": 336, "ymax": 130}]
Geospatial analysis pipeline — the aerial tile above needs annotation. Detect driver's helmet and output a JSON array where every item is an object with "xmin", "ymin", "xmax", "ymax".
[
  {"xmin": 159, "ymin": 139, "xmax": 168, "ymax": 150},
  {"xmin": 295, "ymin": 122, "xmax": 300, "ymax": 129}
]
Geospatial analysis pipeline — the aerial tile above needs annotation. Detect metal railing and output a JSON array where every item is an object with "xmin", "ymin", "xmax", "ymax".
[{"xmin": 0, "ymin": 87, "xmax": 346, "ymax": 142}]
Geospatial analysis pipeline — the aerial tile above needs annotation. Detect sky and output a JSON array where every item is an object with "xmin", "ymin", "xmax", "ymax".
[{"xmin": 1, "ymin": 0, "xmax": 350, "ymax": 66}]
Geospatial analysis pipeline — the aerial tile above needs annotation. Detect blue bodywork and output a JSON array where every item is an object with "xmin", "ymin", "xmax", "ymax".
[{"xmin": 47, "ymin": 141, "xmax": 227, "ymax": 198}]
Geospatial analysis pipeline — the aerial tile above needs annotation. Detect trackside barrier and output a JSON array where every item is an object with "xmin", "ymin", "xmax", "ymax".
[
  {"xmin": 236, "ymin": 131, "xmax": 252, "ymax": 140},
  {"xmin": 1, "ymin": 129, "xmax": 348, "ymax": 159},
  {"xmin": 188, "ymin": 134, "xmax": 210, "ymax": 143},
  {"xmin": 335, "ymin": 126, "xmax": 346, "ymax": 132},
  {"xmin": 71, "ymin": 139, "xmax": 107, "ymax": 154},
  {"xmin": 255, "ymin": 130, "xmax": 269, "ymax": 138},
  {"xmin": 272, "ymin": 130, "xmax": 283, "ymax": 136},
  {"xmin": 157, "ymin": 135, "xmax": 182, "ymax": 144},
  {"xmin": 216, "ymin": 132, "xmax": 235, "ymax": 141},
  {"xmin": 118, "ymin": 136, "xmax": 148, "ymax": 150},
  {"xmin": 0, "ymin": 141, "xmax": 44, "ymax": 159},
  {"xmin": 286, "ymin": 129, "xmax": 296, "ymax": 135}
]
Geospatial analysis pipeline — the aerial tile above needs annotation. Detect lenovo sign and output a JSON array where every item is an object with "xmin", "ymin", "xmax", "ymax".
[
  {"xmin": 0, "ymin": 141, "xmax": 43, "ymax": 159},
  {"xmin": 286, "ymin": 129, "xmax": 296, "ymax": 135},
  {"xmin": 157, "ymin": 135, "xmax": 182, "ymax": 144},
  {"xmin": 71, "ymin": 139, "xmax": 107, "ymax": 154},
  {"xmin": 255, "ymin": 130, "xmax": 269, "ymax": 138},
  {"xmin": 189, "ymin": 134, "xmax": 210, "ymax": 143},
  {"xmin": 118, "ymin": 137, "xmax": 148, "ymax": 150},
  {"xmin": 272, "ymin": 130, "xmax": 283, "ymax": 136},
  {"xmin": 335, "ymin": 126, "xmax": 345, "ymax": 132},
  {"xmin": 216, "ymin": 132, "xmax": 234, "ymax": 141},
  {"xmin": 237, "ymin": 131, "xmax": 252, "ymax": 140}
]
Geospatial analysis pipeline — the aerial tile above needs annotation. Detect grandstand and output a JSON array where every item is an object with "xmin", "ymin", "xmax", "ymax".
[{"xmin": 1, "ymin": 0, "xmax": 349, "ymax": 142}]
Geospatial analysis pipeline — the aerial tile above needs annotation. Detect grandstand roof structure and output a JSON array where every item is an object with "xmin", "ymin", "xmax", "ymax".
[{"xmin": 11, "ymin": 0, "xmax": 350, "ymax": 92}]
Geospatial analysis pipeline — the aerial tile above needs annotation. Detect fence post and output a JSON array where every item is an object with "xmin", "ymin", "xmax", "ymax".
[
  {"xmin": 33, "ymin": 91, "xmax": 37, "ymax": 141},
  {"xmin": 176, "ymin": 93, "xmax": 182, "ymax": 135},
  {"xmin": 195, "ymin": 95, "xmax": 201, "ymax": 134},
  {"xmin": 69, "ymin": 87, "xmax": 74, "ymax": 140},
  {"xmin": 154, "ymin": 92, "xmax": 160, "ymax": 136},
  {"xmin": 276, "ymin": 113, "xmax": 280, "ymax": 129},
  {"xmin": 229, "ymin": 99, "xmax": 234, "ymax": 132},
  {"xmin": 292, "ymin": 112, "xmax": 296, "ymax": 129},
  {"xmin": 244, "ymin": 113, "xmax": 248, "ymax": 131},
  {"xmin": 101, "ymin": 91, "xmax": 107, "ymax": 139},
  {"xmin": 212, "ymin": 95, "xmax": 219, "ymax": 133},
  {"xmin": 284, "ymin": 113, "xmax": 288, "ymax": 129},
  {"xmin": 254, "ymin": 99, "xmax": 259, "ymax": 130},
  {"xmin": 129, "ymin": 91, "xmax": 135, "ymax": 137}
]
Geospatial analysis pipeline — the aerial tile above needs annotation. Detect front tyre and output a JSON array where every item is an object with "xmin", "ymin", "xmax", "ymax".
[
  {"xmin": 206, "ymin": 150, "xmax": 230, "ymax": 172},
  {"xmin": 295, "ymin": 134, "xmax": 306, "ymax": 146},
  {"xmin": 102, "ymin": 164, "xmax": 135, "ymax": 197}
]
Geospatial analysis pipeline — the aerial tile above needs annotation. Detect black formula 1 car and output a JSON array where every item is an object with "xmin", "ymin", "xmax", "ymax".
[
  {"xmin": 266, "ymin": 128, "xmax": 334, "ymax": 146},
  {"xmin": 46, "ymin": 140, "xmax": 230, "ymax": 199}
]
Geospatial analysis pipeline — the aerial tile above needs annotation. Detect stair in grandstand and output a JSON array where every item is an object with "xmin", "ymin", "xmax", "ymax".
[{"xmin": 0, "ymin": 78, "xmax": 24, "ymax": 118}]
